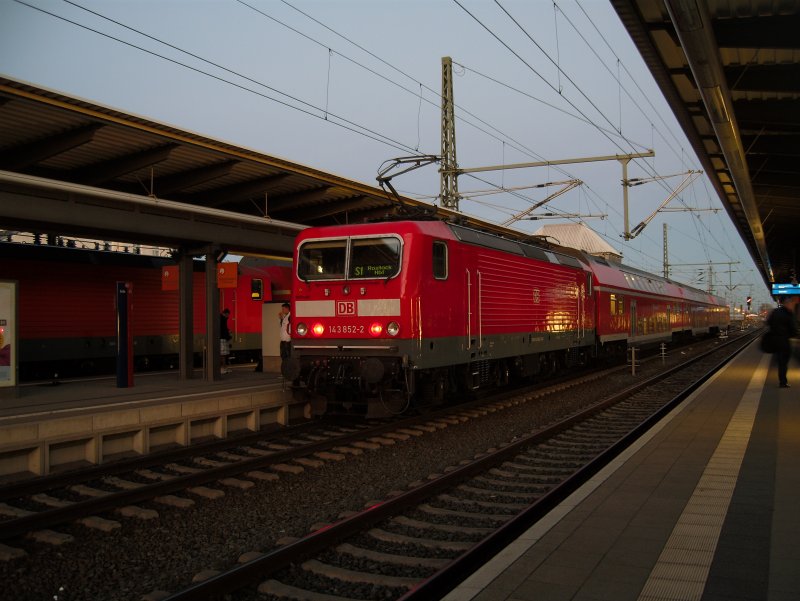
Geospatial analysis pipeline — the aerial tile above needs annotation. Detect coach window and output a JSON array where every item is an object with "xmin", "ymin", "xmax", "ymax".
[
  {"xmin": 298, "ymin": 239, "xmax": 347, "ymax": 280},
  {"xmin": 349, "ymin": 236, "xmax": 401, "ymax": 279},
  {"xmin": 610, "ymin": 294, "xmax": 624, "ymax": 315},
  {"xmin": 433, "ymin": 241, "xmax": 448, "ymax": 280}
]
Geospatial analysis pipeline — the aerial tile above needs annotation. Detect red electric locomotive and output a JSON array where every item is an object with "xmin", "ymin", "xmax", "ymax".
[{"xmin": 283, "ymin": 219, "xmax": 728, "ymax": 416}]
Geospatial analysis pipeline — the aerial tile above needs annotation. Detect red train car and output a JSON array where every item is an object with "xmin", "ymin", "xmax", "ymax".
[
  {"xmin": 586, "ymin": 255, "xmax": 729, "ymax": 358},
  {"xmin": 283, "ymin": 220, "xmax": 728, "ymax": 415},
  {"xmin": 0, "ymin": 242, "xmax": 290, "ymax": 380}
]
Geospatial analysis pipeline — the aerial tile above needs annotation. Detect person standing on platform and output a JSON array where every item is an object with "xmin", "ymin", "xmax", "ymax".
[
  {"xmin": 279, "ymin": 302, "xmax": 292, "ymax": 361},
  {"xmin": 767, "ymin": 295, "xmax": 798, "ymax": 388},
  {"xmin": 220, "ymin": 308, "xmax": 232, "ymax": 374}
]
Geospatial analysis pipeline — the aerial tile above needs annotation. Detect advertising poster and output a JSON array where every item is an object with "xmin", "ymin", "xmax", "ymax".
[{"xmin": 0, "ymin": 281, "xmax": 16, "ymax": 387}]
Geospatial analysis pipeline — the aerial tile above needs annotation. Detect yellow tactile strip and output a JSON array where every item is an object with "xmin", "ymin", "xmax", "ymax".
[{"xmin": 637, "ymin": 354, "xmax": 770, "ymax": 601}]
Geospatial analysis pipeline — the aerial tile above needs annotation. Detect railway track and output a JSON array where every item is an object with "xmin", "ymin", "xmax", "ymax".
[
  {"xmin": 0, "ymin": 335, "xmax": 696, "ymax": 544},
  {"xmin": 154, "ymin": 332, "xmax": 755, "ymax": 601}
]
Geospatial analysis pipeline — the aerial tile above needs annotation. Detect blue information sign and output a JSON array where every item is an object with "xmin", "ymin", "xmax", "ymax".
[{"xmin": 771, "ymin": 283, "xmax": 800, "ymax": 296}]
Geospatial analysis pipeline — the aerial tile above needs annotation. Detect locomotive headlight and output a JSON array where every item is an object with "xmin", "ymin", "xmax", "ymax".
[
  {"xmin": 312, "ymin": 323, "xmax": 325, "ymax": 337},
  {"xmin": 387, "ymin": 321, "xmax": 400, "ymax": 336},
  {"xmin": 369, "ymin": 322, "xmax": 383, "ymax": 336},
  {"xmin": 295, "ymin": 322, "xmax": 308, "ymax": 337}
]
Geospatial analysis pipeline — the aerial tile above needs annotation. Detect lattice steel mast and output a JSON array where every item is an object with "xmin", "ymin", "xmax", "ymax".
[{"xmin": 440, "ymin": 56, "xmax": 460, "ymax": 210}]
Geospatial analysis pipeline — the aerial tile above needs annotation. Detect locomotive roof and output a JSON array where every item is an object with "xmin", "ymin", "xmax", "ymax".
[
  {"xmin": 447, "ymin": 223, "xmax": 586, "ymax": 271},
  {"xmin": 295, "ymin": 218, "xmax": 727, "ymax": 307},
  {"xmin": 297, "ymin": 219, "xmax": 587, "ymax": 272}
]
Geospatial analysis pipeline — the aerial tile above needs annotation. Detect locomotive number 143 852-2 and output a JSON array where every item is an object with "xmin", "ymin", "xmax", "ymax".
[{"xmin": 327, "ymin": 324, "xmax": 365, "ymax": 334}]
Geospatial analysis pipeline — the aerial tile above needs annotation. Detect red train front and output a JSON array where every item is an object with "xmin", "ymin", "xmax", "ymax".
[{"xmin": 284, "ymin": 220, "xmax": 597, "ymax": 415}]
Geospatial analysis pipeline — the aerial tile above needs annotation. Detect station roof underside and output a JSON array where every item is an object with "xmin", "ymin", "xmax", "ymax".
[
  {"xmin": 0, "ymin": 77, "xmax": 500, "ymax": 257},
  {"xmin": 612, "ymin": 0, "xmax": 800, "ymax": 286}
]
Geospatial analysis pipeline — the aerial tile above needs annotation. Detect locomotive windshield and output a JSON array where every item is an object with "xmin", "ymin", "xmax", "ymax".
[
  {"xmin": 297, "ymin": 236, "xmax": 401, "ymax": 281},
  {"xmin": 349, "ymin": 237, "xmax": 400, "ymax": 279},
  {"xmin": 298, "ymin": 239, "xmax": 347, "ymax": 280}
]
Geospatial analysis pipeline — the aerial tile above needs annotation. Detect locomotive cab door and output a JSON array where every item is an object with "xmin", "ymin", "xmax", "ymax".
[{"xmin": 465, "ymin": 268, "xmax": 479, "ymax": 353}]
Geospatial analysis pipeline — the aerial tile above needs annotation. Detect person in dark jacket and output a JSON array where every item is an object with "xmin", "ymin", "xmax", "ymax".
[
  {"xmin": 220, "ymin": 308, "xmax": 232, "ymax": 374},
  {"xmin": 767, "ymin": 295, "xmax": 799, "ymax": 388}
]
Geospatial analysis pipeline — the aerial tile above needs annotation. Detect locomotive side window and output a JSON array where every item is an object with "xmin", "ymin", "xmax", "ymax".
[
  {"xmin": 433, "ymin": 241, "xmax": 448, "ymax": 280},
  {"xmin": 298, "ymin": 239, "xmax": 347, "ymax": 280},
  {"xmin": 251, "ymin": 278, "xmax": 263, "ymax": 300},
  {"xmin": 349, "ymin": 237, "xmax": 401, "ymax": 279}
]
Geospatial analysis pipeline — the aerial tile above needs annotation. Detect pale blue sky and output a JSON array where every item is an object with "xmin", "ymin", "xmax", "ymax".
[{"xmin": 0, "ymin": 0, "xmax": 770, "ymax": 309}]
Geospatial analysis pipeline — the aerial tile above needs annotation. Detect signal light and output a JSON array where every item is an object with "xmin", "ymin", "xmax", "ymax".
[
  {"xmin": 312, "ymin": 323, "xmax": 325, "ymax": 337},
  {"xmin": 369, "ymin": 322, "xmax": 383, "ymax": 336}
]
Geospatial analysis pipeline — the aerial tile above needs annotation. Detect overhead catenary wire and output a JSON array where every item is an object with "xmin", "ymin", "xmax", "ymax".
[
  {"xmin": 457, "ymin": 0, "xmax": 734, "ymax": 272},
  {"xmin": 16, "ymin": 0, "xmax": 420, "ymax": 155},
  {"xmin": 263, "ymin": 0, "xmax": 722, "ymax": 269},
  {"xmin": 14, "ymin": 0, "xmax": 750, "ymax": 289}
]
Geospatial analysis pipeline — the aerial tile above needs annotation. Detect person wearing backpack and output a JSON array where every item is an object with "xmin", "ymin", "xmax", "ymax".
[{"xmin": 767, "ymin": 295, "xmax": 799, "ymax": 388}]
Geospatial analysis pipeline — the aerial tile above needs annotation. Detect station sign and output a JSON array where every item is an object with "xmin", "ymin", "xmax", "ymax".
[{"xmin": 771, "ymin": 282, "xmax": 800, "ymax": 296}]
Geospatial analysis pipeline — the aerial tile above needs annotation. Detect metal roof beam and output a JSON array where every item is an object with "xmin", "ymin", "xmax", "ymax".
[
  {"xmin": 0, "ymin": 123, "xmax": 104, "ymax": 170},
  {"xmin": 734, "ymin": 98, "xmax": 800, "ymax": 128},
  {"xmin": 748, "ymin": 155, "xmax": 800, "ymax": 178},
  {"xmin": 188, "ymin": 173, "xmax": 293, "ymax": 208},
  {"xmin": 714, "ymin": 15, "xmax": 800, "ymax": 50},
  {"xmin": 151, "ymin": 160, "xmax": 238, "ymax": 196},
  {"xmin": 284, "ymin": 196, "xmax": 372, "ymax": 221},
  {"xmin": 662, "ymin": 0, "xmax": 773, "ymax": 281},
  {"xmin": 71, "ymin": 143, "xmax": 178, "ymax": 186},
  {"xmin": 742, "ymin": 134, "xmax": 800, "ymax": 156},
  {"xmin": 266, "ymin": 186, "xmax": 333, "ymax": 212},
  {"xmin": 726, "ymin": 64, "xmax": 800, "ymax": 94}
]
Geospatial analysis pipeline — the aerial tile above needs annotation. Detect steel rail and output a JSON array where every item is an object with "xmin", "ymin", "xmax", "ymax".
[{"xmin": 160, "ymin": 332, "xmax": 756, "ymax": 600}]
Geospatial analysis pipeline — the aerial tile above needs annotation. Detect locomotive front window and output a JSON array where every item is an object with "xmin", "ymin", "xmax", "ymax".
[
  {"xmin": 298, "ymin": 240, "xmax": 347, "ymax": 280},
  {"xmin": 349, "ymin": 237, "xmax": 401, "ymax": 279}
]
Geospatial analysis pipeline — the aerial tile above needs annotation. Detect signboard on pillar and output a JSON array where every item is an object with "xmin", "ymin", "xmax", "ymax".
[
  {"xmin": 162, "ymin": 264, "xmax": 179, "ymax": 291},
  {"xmin": 217, "ymin": 262, "xmax": 238, "ymax": 289},
  {"xmin": 0, "ymin": 281, "xmax": 17, "ymax": 387}
]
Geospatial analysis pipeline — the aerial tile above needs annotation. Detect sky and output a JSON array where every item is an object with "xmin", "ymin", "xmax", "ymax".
[{"xmin": 0, "ymin": 0, "xmax": 771, "ymax": 310}]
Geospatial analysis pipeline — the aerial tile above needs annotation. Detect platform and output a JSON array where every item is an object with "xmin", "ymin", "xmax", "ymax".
[
  {"xmin": 0, "ymin": 367, "xmax": 303, "ymax": 479},
  {"xmin": 448, "ymin": 339, "xmax": 798, "ymax": 601}
]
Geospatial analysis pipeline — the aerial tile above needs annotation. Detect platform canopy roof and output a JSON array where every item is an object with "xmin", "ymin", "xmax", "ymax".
[
  {"xmin": 0, "ymin": 76, "xmax": 515, "ymax": 257},
  {"xmin": 611, "ymin": 0, "xmax": 800, "ymax": 287}
]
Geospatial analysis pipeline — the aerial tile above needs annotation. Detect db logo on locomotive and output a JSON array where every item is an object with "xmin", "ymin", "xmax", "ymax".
[{"xmin": 336, "ymin": 301, "xmax": 356, "ymax": 316}]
